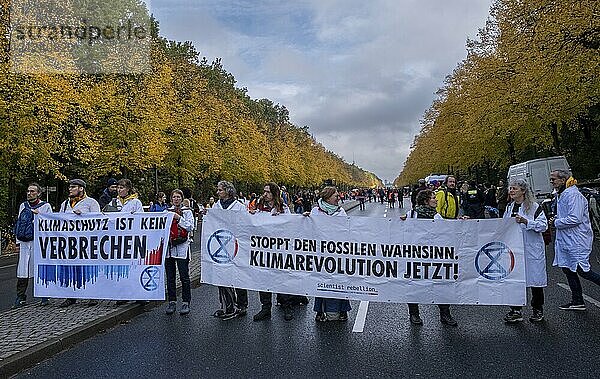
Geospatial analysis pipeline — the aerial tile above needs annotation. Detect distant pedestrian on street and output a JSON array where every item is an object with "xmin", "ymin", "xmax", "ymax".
[
  {"xmin": 13, "ymin": 183, "xmax": 53, "ymax": 308},
  {"xmin": 549, "ymin": 170, "xmax": 600, "ymax": 311},
  {"xmin": 502, "ymin": 179, "xmax": 548, "ymax": 323}
]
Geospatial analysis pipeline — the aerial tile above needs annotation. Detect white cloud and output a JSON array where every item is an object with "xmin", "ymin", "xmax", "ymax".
[{"xmin": 151, "ymin": 0, "xmax": 492, "ymax": 181}]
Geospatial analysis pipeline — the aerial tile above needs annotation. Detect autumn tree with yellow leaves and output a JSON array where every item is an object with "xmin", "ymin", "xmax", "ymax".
[
  {"xmin": 396, "ymin": 0, "xmax": 599, "ymax": 186},
  {"xmin": 0, "ymin": 1, "xmax": 380, "ymax": 222}
]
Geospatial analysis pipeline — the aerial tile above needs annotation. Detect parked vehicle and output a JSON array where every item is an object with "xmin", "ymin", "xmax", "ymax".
[
  {"xmin": 507, "ymin": 156, "xmax": 570, "ymax": 201},
  {"xmin": 425, "ymin": 174, "xmax": 448, "ymax": 187}
]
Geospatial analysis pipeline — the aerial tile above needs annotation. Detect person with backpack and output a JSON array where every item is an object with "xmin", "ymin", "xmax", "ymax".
[
  {"xmin": 502, "ymin": 179, "xmax": 548, "ymax": 323},
  {"xmin": 13, "ymin": 183, "xmax": 53, "ymax": 308},
  {"xmin": 211, "ymin": 181, "xmax": 248, "ymax": 321},
  {"xmin": 164, "ymin": 189, "xmax": 194, "ymax": 315},
  {"xmin": 58, "ymin": 179, "xmax": 101, "ymax": 308},
  {"xmin": 436, "ymin": 175, "xmax": 460, "ymax": 220}
]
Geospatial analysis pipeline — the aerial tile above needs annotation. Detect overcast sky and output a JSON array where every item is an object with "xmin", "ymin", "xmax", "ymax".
[{"xmin": 150, "ymin": 0, "xmax": 492, "ymax": 182}]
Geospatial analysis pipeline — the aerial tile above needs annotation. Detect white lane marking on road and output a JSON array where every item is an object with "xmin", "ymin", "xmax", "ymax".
[
  {"xmin": 0, "ymin": 264, "xmax": 17, "ymax": 270},
  {"xmin": 557, "ymin": 282, "xmax": 600, "ymax": 308},
  {"xmin": 352, "ymin": 300, "xmax": 369, "ymax": 332}
]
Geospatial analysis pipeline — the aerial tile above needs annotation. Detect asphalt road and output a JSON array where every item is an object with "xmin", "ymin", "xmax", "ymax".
[{"xmin": 13, "ymin": 199, "xmax": 600, "ymax": 378}]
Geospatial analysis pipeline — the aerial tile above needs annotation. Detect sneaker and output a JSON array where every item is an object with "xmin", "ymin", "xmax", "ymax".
[
  {"xmin": 59, "ymin": 298, "xmax": 76, "ymax": 308},
  {"xmin": 253, "ymin": 308, "xmax": 271, "ymax": 321},
  {"xmin": 40, "ymin": 298, "xmax": 50, "ymax": 306},
  {"xmin": 559, "ymin": 302, "xmax": 586, "ymax": 311},
  {"xmin": 179, "ymin": 302, "xmax": 190, "ymax": 315},
  {"xmin": 236, "ymin": 307, "xmax": 247, "ymax": 317},
  {"xmin": 213, "ymin": 309, "xmax": 226, "ymax": 318},
  {"xmin": 325, "ymin": 312, "xmax": 341, "ymax": 321},
  {"xmin": 315, "ymin": 312, "xmax": 327, "ymax": 322},
  {"xmin": 165, "ymin": 301, "xmax": 176, "ymax": 315},
  {"xmin": 283, "ymin": 307, "xmax": 294, "ymax": 321},
  {"xmin": 504, "ymin": 310, "xmax": 523, "ymax": 323},
  {"xmin": 12, "ymin": 297, "xmax": 26, "ymax": 309},
  {"xmin": 440, "ymin": 312, "xmax": 458, "ymax": 326},
  {"xmin": 87, "ymin": 299, "xmax": 99, "ymax": 306},
  {"xmin": 409, "ymin": 314, "xmax": 423, "ymax": 325},
  {"xmin": 529, "ymin": 308, "xmax": 544, "ymax": 323},
  {"xmin": 339, "ymin": 311, "xmax": 348, "ymax": 321},
  {"xmin": 222, "ymin": 308, "xmax": 245, "ymax": 320}
]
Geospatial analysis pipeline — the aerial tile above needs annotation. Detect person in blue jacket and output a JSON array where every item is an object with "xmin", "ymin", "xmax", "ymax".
[{"xmin": 549, "ymin": 169, "xmax": 600, "ymax": 311}]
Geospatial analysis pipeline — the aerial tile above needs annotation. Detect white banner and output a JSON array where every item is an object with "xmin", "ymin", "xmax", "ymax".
[
  {"xmin": 34, "ymin": 212, "xmax": 173, "ymax": 300},
  {"xmin": 201, "ymin": 210, "xmax": 526, "ymax": 305}
]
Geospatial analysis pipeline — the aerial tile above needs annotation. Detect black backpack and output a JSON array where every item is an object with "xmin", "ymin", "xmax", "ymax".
[{"xmin": 14, "ymin": 201, "xmax": 47, "ymax": 242}]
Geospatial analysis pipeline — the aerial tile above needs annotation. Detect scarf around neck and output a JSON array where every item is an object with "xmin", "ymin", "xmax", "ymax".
[
  {"xmin": 318, "ymin": 198, "xmax": 340, "ymax": 215},
  {"xmin": 415, "ymin": 205, "xmax": 437, "ymax": 219},
  {"xmin": 118, "ymin": 193, "xmax": 138, "ymax": 205}
]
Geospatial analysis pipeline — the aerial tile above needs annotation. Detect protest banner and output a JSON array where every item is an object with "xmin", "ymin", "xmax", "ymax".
[
  {"xmin": 201, "ymin": 210, "xmax": 526, "ymax": 305},
  {"xmin": 34, "ymin": 212, "xmax": 173, "ymax": 300}
]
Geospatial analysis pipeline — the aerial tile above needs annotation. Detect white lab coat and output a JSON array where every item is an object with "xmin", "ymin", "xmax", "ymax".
[
  {"xmin": 213, "ymin": 199, "xmax": 246, "ymax": 211},
  {"xmin": 552, "ymin": 185, "xmax": 593, "ymax": 271},
  {"xmin": 504, "ymin": 201, "xmax": 548, "ymax": 287}
]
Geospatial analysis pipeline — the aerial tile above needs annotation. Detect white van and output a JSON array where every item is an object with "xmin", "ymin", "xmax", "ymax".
[
  {"xmin": 425, "ymin": 174, "xmax": 448, "ymax": 186},
  {"xmin": 507, "ymin": 156, "xmax": 570, "ymax": 200}
]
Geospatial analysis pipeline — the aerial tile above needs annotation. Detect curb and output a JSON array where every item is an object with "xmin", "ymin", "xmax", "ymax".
[
  {"xmin": 0, "ymin": 272, "xmax": 202, "ymax": 378},
  {"xmin": 0, "ymin": 303, "xmax": 145, "ymax": 379}
]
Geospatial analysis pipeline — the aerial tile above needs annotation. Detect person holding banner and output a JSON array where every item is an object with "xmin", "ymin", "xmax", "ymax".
[
  {"xmin": 112, "ymin": 179, "xmax": 144, "ymax": 306},
  {"xmin": 165, "ymin": 189, "xmax": 195, "ymax": 315},
  {"xmin": 212, "ymin": 181, "xmax": 249, "ymax": 320},
  {"xmin": 502, "ymin": 179, "xmax": 548, "ymax": 323},
  {"xmin": 250, "ymin": 182, "xmax": 305, "ymax": 321},
  {"xmin": 58, "ymin": 179, "xmax": 101, "ymax": 308},
  {"xmin": 13, "ymin": 183, "xmax": 53, "ymax": 308},
  {"xmin": 405, "ymin": 189, "xmax": 458, "ymax": 326},
  {"xmin": 305, "ymin": 186, "xmax": 352, "ymax": 322}
]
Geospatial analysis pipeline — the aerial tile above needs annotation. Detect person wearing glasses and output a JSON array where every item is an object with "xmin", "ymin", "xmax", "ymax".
[{"xmin": 549, "ymin": 169, "xmax": 600, "ymax": 311}]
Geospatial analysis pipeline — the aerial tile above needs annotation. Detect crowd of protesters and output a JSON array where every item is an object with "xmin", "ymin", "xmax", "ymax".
[{"xmin": 10, "ymin": 169, "xmax": 600, "ymax": 328}]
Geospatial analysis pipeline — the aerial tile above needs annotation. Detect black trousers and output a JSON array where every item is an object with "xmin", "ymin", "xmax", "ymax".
[
  {"xmin": 408, "ymin": 303, "xmax": 451, "ymax": 316},
  {"xmin": 165, "ymin": 257, "xmax": 191, "ymax": 303},
  {"xmin": 16, "ymin": 278, "xmax": 29, "ymax": 300},
  {"xmin": 511, "ymin": 287, "xmax": 544, "ymax": 311}
]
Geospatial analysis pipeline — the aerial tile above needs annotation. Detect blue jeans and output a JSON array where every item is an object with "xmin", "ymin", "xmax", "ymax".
[
  {"xmin": 165, "ymin": 257, "xmax": 191, "ymax": 303},
  {"xmin": 562, "ymin": 266, "xmax": 600, "ymax": 304}
]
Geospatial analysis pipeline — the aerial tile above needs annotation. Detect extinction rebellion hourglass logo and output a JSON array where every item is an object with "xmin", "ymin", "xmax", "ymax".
[
  {"xmin": 475, "ymin": 241, "xmax": 515, "ymax": 280},
  {"xmin": 207, "ymin": 230, "xmax": 238, "ymax": 264}
]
